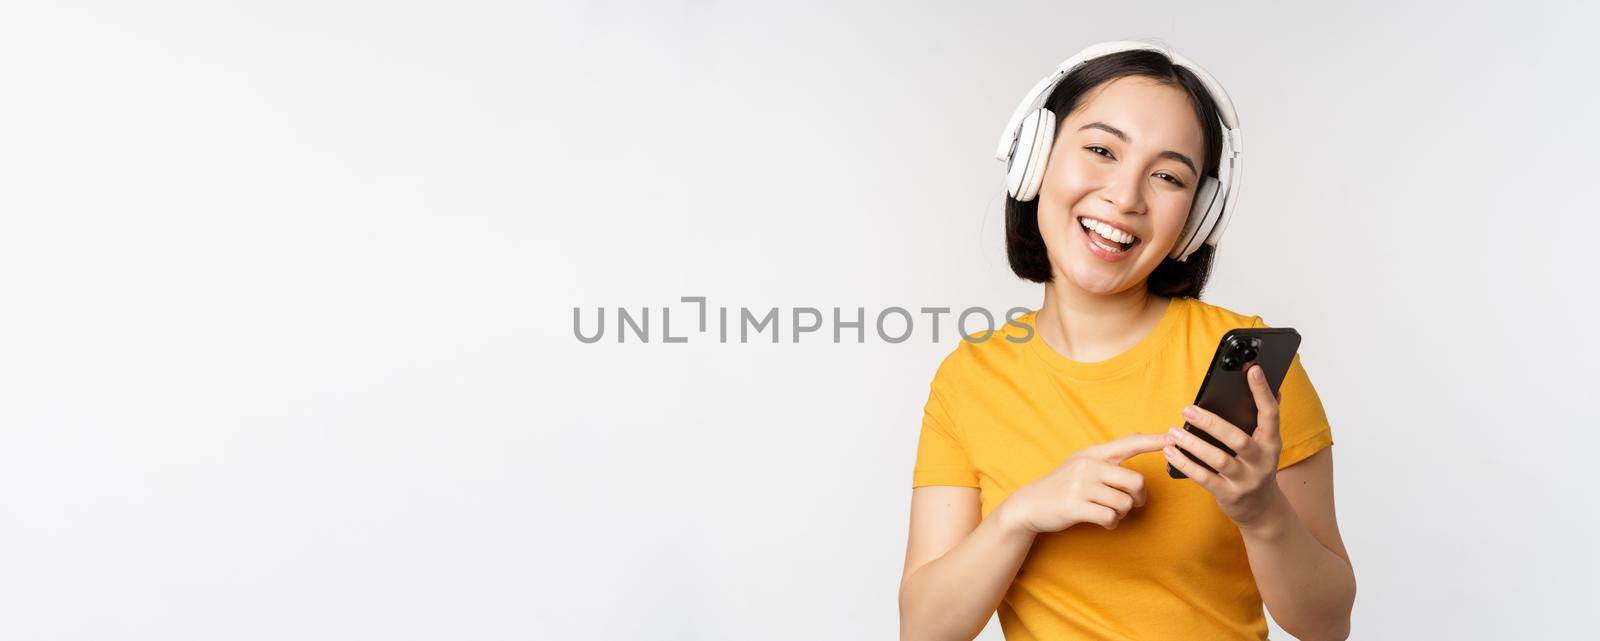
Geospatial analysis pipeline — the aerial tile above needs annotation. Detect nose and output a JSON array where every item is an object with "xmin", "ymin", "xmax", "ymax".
[{"xmin": 1098, "ymin": 163, "xmax": 1147, "ymax": 215}]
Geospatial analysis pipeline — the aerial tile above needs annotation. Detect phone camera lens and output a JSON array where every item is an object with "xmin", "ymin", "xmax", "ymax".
[
  {"xmin": 1221, "ymin": 355, "xmax": 1239, "ymax": 370},
  {"xmin": 1240, "ymin": 348, "xmax": 1258, "ymax": 362}
]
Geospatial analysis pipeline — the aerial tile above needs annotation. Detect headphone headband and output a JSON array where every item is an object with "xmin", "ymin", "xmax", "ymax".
[{"xmin": 994, "ymin": 41, "xmax": 1240, "ymax": 161}]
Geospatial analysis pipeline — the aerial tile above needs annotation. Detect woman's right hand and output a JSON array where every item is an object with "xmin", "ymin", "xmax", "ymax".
[{"xmin": 999, "ymin": 432, "xmax": 1169, "ymax": 534}]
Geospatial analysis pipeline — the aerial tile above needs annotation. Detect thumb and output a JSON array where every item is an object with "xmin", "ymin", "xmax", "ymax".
[{"xmin": 1094, "ymin": 432, "xmax": 1170, "ymax": 465}]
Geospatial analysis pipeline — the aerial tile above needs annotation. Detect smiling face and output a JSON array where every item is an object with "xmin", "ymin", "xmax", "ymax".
[{"xmin": 1035, "ymin": 75, "xmax": 1209, "ymax": 295}]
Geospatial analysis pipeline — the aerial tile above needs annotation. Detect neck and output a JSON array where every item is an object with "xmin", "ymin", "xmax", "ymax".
[{"xmin": 1035, "ymin": 276, "xmax": 1170, "ymax": 362}]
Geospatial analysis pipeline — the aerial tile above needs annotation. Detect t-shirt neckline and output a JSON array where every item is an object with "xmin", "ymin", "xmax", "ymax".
[{"xmin": 1025, "ymin": 296, "xmax": 1185, "ymax": 382}]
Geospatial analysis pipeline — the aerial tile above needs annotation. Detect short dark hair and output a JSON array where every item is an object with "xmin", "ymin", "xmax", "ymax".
[{"xmin": 1004, "ymin": 49, "xmax": 1226, "ymax": 299}]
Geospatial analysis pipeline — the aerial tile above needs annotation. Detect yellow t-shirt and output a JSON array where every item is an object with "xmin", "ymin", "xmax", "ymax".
[{"xmin": 912, "ymin": 296, "xmax": 1334, "ymax": 641}]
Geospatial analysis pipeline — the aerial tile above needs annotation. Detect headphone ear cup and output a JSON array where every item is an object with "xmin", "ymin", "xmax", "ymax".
[
  {"xmin": 1006, "ymin": 108, "xmax": 1056, "ymax": 202},
  {"xmin": 1202, "ymin": 188, "xmax": 1235, "ymax": 248},
  {"xmin": 1170, "ymin": 176, "xmax": 1222, "ymax": 261},
  {"xmin": 1004, "ymin": 112, "xmax": 1035, "ymax": 199}
]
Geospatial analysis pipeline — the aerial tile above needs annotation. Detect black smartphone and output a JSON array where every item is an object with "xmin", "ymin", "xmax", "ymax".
[{"xmin": 1168, "ymin": 327, "xmax": 1302, "ymax": 479}]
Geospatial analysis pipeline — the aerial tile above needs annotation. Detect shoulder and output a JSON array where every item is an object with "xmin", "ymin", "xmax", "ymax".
[
  {"xmin": 1165, "ymin": 296, "xmax": 1277, "ymax": 364},
  {"xmin": 926, "ymin": 309, "xmax": 1038, "ymax": 394},
  {"xmin": 1178, "ymin": 296, "xmax": 1267, "ymax": 335}
]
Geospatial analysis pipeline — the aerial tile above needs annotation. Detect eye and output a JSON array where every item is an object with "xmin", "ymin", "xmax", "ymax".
[{"xmin": 1085, "ymin": 146, "xmax": 1188, "ymax": 188}]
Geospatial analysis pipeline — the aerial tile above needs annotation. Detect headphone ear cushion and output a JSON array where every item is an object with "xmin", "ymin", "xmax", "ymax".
[
  {"xmin": 1007, "ymin": 108, "xmax": 1056, "ymax": 202},
  {"xmin": 1202, "ymin": 190, "xmax": 1235, "ymax": 248},
  {"xmin": 1171, "ymin": 176, "xmax": 1222, "ymax": 261}
]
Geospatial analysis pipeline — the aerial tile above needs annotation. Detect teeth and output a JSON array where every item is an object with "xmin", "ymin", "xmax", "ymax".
[{"xmin": 1079, "ymin": 217, "xmax": 1136, "ymax": 244}]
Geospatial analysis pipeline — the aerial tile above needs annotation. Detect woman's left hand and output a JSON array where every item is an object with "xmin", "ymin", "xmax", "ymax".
[{"xmin": 1163, "ymin": 363, "xmax": 1285, "ymax": 528}]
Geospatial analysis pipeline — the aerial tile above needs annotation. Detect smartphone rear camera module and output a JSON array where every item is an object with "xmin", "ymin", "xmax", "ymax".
[{"xmin": 1221, "ymin": 335, "xmax": 1261, "ymax": 371}]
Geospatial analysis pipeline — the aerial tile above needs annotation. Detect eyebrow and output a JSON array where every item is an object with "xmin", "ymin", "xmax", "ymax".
[{"xmin": 1078, "ymin": 121, "xmax": 1199, "ymax": 177}]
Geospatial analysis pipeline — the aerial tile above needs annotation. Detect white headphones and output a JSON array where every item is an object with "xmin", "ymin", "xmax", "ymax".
[{"xmin": 996, "ymin": 40, "xmax": 1243, "ymax": 262}]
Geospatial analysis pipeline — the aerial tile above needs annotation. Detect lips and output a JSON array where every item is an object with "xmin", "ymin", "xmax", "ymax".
[{"xmin": 1077, "ymin": 216, "xmax": 1141, "ymax": 261}]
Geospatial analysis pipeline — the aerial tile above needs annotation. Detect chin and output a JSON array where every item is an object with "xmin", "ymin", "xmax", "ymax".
[{"xmin": 1061, "ymin": 257, "xmax": 1135, "ymax": 295}]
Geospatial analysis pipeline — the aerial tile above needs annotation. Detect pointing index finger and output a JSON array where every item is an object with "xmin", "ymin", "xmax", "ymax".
[{"xmin": 1096, "ymin": 432, "xmax": 1170, "ymax": 464}]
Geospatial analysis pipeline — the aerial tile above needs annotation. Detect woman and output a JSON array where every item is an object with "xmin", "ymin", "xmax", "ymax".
[{"xmin": 898, "ymin": 43, "xmax": 1356, "ymax": 640}]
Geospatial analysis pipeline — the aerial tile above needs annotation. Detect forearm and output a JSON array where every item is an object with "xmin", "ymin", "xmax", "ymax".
[
  {"xmin": 1237, "ymin": 488, "xmax": 1356, "ymax": 641},
  {"xmin": 898, "ymin": 499, "xmax": 1036, "ymax": 641}
]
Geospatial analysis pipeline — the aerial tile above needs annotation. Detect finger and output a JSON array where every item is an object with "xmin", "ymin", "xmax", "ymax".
[
  {"xmin": 1181, "ymin": 404, "xmax": 1251, "ymax": 454},
  {"xmin": 1163, "ymin": 443, "xmax": 1221, "ymax": 490},
  {"xmin": 1246, "ymin": 364, "xmax": 1281, "ymax": 443},
  {"xmin": 1166, "ymin": 425, "xmax": 1239, "ymax": 479},
  {"xmin": 1096, "ymin": 464, "xmax": 1148, "ymax": 507},
  {"xmin": 1083, "ymin": 503, "xmax": 1120, "ymax": 530},
  {"xmin": 1086, "ymin": 484, "xmax": 1134, "ymax": 517},
  {"xmin": 1093, "ymin": 432, "xmax": 1170, "ymax": 464}
]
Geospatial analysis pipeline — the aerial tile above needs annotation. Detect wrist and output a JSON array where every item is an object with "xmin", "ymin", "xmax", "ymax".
[
  {"xmin": 994, "ymin": 495, "xmax": 1037, "ymax": 539},
  {"xmin": 1234, "ymin": 485, "xmax": 1295, "ymax": 541}
]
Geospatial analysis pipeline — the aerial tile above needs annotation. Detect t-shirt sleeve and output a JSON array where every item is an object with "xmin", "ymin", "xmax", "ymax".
[
  {"xmin": 911, "ymin": 381, "xmax": 981, "ymax": 489},
  {"xmin": 1251, "ymin": 316, "xmax": 1335, "ymax": 470}
]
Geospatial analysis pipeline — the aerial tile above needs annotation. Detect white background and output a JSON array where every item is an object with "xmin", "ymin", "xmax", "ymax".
[{"xmin": 3, "ymin": 1, "xmax": 1597, "ymax": 639}]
